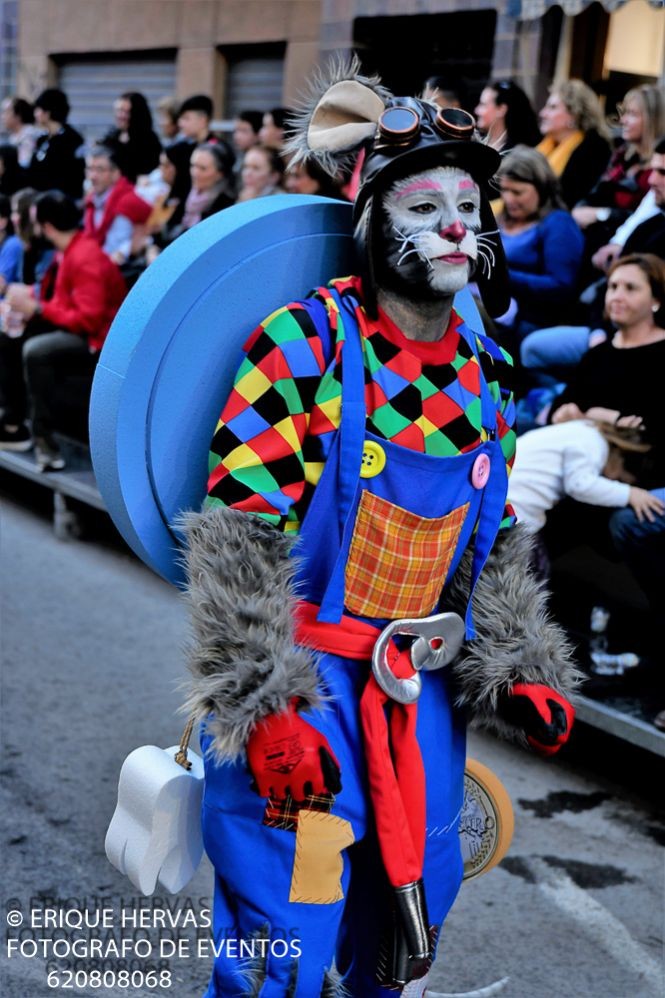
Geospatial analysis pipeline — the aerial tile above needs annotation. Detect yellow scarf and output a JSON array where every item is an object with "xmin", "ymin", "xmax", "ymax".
[{"xmin": 536, "ymin": 132, "xmax": 584, "ymax": 176}]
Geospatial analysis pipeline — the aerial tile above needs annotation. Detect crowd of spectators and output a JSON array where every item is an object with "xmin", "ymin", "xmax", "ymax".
[
  {"xmin": 475, "ymin": 76, "xmax": 664, "ymax": 702},
  {"xmin": 0, "ymin": 75, "xmax": 662, "ymax": 713},
  {"xmin": 0, "ymin": 86, "xmax": 349, "ymax": 474}
]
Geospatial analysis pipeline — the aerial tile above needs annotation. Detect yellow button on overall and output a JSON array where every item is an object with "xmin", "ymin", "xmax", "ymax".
[{"xmin": 359, "ymin": 441, "xmax": 386, "ymax": 478}]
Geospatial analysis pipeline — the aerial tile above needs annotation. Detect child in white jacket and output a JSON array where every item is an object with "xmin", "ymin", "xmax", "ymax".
[{"xmin": 508, "ymin": 419, "xmax": 664, "ymax": 533}]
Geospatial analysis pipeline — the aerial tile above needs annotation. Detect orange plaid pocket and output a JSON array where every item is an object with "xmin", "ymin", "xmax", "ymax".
[{"xmin": 344, "ymin": 491, "xmax": 469, "ymax": 619}]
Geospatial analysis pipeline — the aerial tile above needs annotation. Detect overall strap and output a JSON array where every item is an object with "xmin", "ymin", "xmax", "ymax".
[
  {"xmin": 299, "ymin": 294, "xmax": 334, "ymax": 363},
  {"xmin": 456, "ymin": 318, "xmax": 498, "ymax": 437},
  {"xmin": 463, "ymin": 449, "xmax": 508, "ymax": 639},
  {"xmin": 327, "ymin": 287, "xmax": 367, "ymax": 530},
  {"xmin": 454, "ymin": 318, "xmax": 509, "ymax": 638},
  {"xmin": 316, "ymin": 286, "xmax": 367, "ymax": 623}
]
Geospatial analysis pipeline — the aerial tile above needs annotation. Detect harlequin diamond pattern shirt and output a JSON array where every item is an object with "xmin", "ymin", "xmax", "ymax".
[{"xmin": 207, "ymin": 276, "xmax": 516, "ymax": 533}]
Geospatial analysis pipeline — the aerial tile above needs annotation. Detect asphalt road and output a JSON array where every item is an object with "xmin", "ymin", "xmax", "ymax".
[{"xmin": 1, "ymin": 486, "xmax": 663, "ymax": 998}]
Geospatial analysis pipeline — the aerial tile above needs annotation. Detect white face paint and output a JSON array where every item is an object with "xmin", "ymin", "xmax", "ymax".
[{"xmin": 381, "ymin": 166, "xmax": 482, "ymax": 297}]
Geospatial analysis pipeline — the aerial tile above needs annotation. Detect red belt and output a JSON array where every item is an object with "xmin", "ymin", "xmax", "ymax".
[{"xmin": 295, "ymin": 601, "xmax": 425, "ymax": 887}]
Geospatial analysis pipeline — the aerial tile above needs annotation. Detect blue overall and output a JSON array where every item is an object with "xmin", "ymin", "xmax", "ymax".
[{"xmin": 201, "ymin": 289, "xmax": 508, "ymax": 997}]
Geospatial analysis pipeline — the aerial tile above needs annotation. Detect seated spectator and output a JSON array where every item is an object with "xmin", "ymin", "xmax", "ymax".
[
  {"xmin": 474, "ymin": 80, "xmax": 541, "ymax": 153},
  {"xmin": 521, "ymin": 140, "xmax": 665, "ymax": 380},
  {"xmin": 155, "ymin": 95, "xmax": 180, "ymax": 144},
  {"xmin": 1, "ymin": 96, "xmax": 38, "ymax": 168},
  {"xmin": 144, "ymin": 146, "xmax": 188, "ymax": 220},
  {"xmin": 608, "ymin": 488, "xmax": 664, "ymax": 623},
  {"xmin": 546, "ymin": 254, "xmax": 665, "ymax": 626},
  {"xmin": 494, "ymin": 146, "xmax": 584, "ymax": 346},
  {"xmin": 592, "ymin": 135, "xmax": 665, "ymax": 272},
  {"xmin": 232, "ymin": 109, "xmax": 262, "ymax": 181},
  {"xmin": 29, "ymin": 88, "xmax": 85, "ymax": 199},
  {"xmin": 549, "ymin": 254, "xmax": 665, "ymax": 475},
  {"xmin": 0, "ymin": 143, "xmax": 27, "ymax": 196},
  {"xmin": 573, "ymin": 85, "xmax": 665, "ymax": 259},
  {"xmin": 177, "ymin": 94, "xmax": 217, "ymax": 147},
  {"xmin": 180, "ymin": 142, "xmax": 234, "ymax": 225},
  {"xmin": 100, "ymin": 91, "xmax": 162, "ymax": 183},
  {"xmin": 537, "ymin": 80, "xmax": 611, "ymax": 209},
  {"xmin": 259, "ymin": 108, "xmax": 290, "ymax": 154},
  {"xmin": 233, "ymin": 110, "xmax": 262, "ymax": 157},
  {"xmin": 237, "ymin": 145, "xmax": 284, "ymax": 202},
  {"xmin": 0, "ymin": 191, "xmax": 127, "ymax": 470},
  {"xmin": 148, "ymin": 142, "xmax": 235, "ymax": 258},
  {"xmin": 83, "ymin": 146, "xmax": 151, "ymax": 264},
  {"xmin": 0, "ymin": 194, "xmax": 23, "ymax": 294},
  {"xmin": 508, "ymin": 418, "xmax": 659, "ymax": 537},
  {"xmin": 166, "ymin": 94, "xmax": 219, "ymax": 206},
  {"xmin": 10, "ymin": 187, "xmax": 54, "ymax": 289},
  {"xmin": 284, "ymin": 158, "xmax": 345, "ymax": 199}
]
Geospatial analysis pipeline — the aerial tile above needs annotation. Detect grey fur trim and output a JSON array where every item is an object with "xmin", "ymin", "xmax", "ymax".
[
  {"xmin": 284, "ymin": 54, "xmax": 392, "ymax": 176},
  {"xmin": 321, "ymin": 966, "xmax": 351, "ymax": 998},
  {"xmin": 444, "ymin": 524, "xmax": 583, "ymax": 743},
  {"xmin": 237, "ymin": 924, "xmax": 269, "ymax": 997},
  {"xmin": 178, "ymin": 506, "xmax": 321, "ymax": 761}
]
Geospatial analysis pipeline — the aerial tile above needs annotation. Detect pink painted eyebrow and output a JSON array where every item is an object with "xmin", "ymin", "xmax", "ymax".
[
  {"xmin": 458, "ymin": 180, "xmax": 477, "ymax": 191},
  {"xmin": 395, "ymin": 179, "xmax": 444, "ymax": 197}
]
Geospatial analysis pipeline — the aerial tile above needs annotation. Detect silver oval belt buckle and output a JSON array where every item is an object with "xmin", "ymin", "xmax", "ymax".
[{"xmin": 371, "ymin": 612, "xmax": 466, "ymax": 705}]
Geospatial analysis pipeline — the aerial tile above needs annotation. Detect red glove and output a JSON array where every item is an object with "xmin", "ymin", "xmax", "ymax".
[
  {"xmin": 501, "ymin": 683, "xmax": 575, "ymax": 755},
  {"xmin": 246, "ymin": 699, "xmax": 342, "ymax": 799}
]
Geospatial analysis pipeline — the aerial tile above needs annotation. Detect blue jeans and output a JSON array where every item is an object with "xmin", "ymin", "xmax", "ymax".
[
  {"xmin": 608, "ymin": 488, "xmax": 665, "ymax": 609},
  {"xmin": 520, "ymin": 326, "xmax": 592, "ymax": 386}
]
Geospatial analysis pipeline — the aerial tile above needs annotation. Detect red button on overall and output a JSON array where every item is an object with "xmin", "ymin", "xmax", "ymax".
[{"xmin": 471, "ymin": 453, "xmax": 490, "ymax": 489}]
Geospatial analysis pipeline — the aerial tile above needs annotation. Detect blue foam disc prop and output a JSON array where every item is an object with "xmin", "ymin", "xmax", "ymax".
[{"xmin": 90, "ymin": 194, "xmax": 484, "ymax": 587}]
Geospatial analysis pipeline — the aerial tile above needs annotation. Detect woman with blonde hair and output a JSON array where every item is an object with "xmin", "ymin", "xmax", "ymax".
[
  {"xmin": 573, "ymin": 84, "xmax": 665, "ymax": 236},
  {"xmin": 538, "ymin": 79, "xmax": 611, "ymax": 208}
]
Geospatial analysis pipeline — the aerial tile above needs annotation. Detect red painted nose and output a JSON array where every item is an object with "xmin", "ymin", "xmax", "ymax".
[{"xmin": 439, "ymin": 220, "xmax": 466, "ymax": 242}]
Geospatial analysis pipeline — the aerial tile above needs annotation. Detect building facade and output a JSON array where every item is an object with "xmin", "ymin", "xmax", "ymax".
[{"xmin": 10, "ymin": 0, "xmax": 665, "ymax": 143}]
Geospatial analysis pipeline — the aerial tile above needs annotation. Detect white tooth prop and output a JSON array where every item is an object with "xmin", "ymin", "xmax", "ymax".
[
  {"xmin": 426, "ymin": 978, "xmax": 511, "ymax": 997},
  {"xmin": 400, "ymin": 973, "xmax": 510, "ymax": 997},
  {"xmin": 105, "ymin": 743, "xmax": 204, "ymax": 895}
]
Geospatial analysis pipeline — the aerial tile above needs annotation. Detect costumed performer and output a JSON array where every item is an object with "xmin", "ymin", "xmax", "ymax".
[{"xmin": 179, "ymin": 62, "xmax": 579, "ymax": 998}]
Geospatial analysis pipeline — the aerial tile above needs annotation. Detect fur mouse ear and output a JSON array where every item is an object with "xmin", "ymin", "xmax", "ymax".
[
  {"xmin": 286, "ymin": 57, "xmax": 391, "ymax": 176},
  {"xmin": 308, "ymin": 80, "xmax": 385, "ymax": 154}
]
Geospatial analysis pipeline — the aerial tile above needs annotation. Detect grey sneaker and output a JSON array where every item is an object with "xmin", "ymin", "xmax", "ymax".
[{"xmin": 34, "ymin": 435, "xmax": 65, "ymax": 472}]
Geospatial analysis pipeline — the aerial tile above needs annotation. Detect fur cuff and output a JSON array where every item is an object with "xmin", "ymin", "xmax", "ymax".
[
  {"xmin": 445, "ymin": 524, "xmax": 582, "ymax": 744},
  {"xmin": 178, "ymin": 506, "xmax": 321, "ymax": 761}
]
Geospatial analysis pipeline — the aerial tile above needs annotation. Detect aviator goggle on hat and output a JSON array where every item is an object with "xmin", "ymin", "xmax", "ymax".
[
  {"xmin": 289, "ymin": 65, "xmax": 509, "ymax": 316},
  {"xmin": 355, "ymin": 98, "xmax": 501, "ymax": 216}
]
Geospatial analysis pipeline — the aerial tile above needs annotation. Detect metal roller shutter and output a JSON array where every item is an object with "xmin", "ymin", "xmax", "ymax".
[
  {"xmin": 57, "ymin": 52, "xmax": 177, "ymax": 147},
  {"xmin": 224, "ymin": 49, "xmax": 285, "ymax": 118}
]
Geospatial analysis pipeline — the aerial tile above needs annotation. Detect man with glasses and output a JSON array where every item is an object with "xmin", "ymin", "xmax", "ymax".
[{"xmin": 83, "ymin": 146, "xmax": 151, "ymax": 266}]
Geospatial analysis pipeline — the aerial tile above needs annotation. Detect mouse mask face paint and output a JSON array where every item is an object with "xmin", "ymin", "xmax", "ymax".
[
  {"xmin": 380, "ymin": 166, "xmax": 482, "ymax": 299},
  {"xmin": 287, "ymin": 60, "xmax": 510, "ymax": 316}
]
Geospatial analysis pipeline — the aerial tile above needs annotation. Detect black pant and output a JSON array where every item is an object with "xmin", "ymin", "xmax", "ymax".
[{"xmin": 0, "ymin": 330, "xmax": 98, "ymax": 440}]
